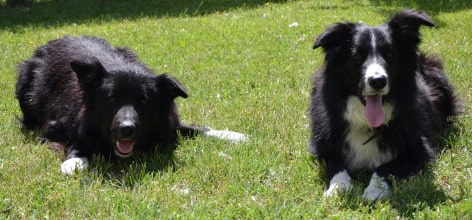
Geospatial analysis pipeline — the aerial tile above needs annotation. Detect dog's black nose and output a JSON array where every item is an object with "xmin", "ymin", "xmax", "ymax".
[
  {"xmin": 119, "ymin": 123, "xmax": 136, "ymax": 138},
  {"xmin": 112, "ymin": 105, "xmax": 140, "ymax": 139},
  {"xmin": 369, "ymin": 76, "xmax": 387, "ymax": 90}
]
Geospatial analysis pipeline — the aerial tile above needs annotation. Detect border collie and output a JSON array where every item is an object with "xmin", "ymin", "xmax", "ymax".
[
  {"xmin": 16, "ymin": 35, "xmax": 248, "ymax": 175},
  {"xmin": 308, "ymin": 10, "xmax": 459, "ymax": 201}
]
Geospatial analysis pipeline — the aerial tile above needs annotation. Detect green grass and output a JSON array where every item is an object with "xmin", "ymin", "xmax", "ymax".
[{"xmin": 1, "ymin": 0, "xmax": 472, "ymax": 218}]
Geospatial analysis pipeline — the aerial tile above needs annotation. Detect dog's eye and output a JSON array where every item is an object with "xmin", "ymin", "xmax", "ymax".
[
  {"xmin": 352, "ymin": 48, "xmax": 367, "ymax": 61},
  {"xmin": 352, "ymin": 50, "xmax": 360, "ymax": 59},
  {"xmin": 353, "ymin": 52, "xmax": 365, "ymax": 62},
  {"xmin": 380, "ymin": 47, "xmax": 394, "ymax": 59},
  {"xmin": 353, "ymin": 53, "xmax": 361, "ymax": 60},
  {"xmin": 107, "ymin": 92, "xmax": 116, "ymax": 102},
  {"xmin": 140, "ymin": 95, "xmax": 148, "ymax": 104}
]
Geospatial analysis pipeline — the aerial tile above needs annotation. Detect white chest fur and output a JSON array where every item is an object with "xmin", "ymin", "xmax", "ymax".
[{"xmin": 343, "ymin": 96, "xmax": 395, "ymax": 172}]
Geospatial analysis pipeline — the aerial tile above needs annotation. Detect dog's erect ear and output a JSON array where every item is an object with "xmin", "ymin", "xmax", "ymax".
[
  {"xmin": 70, "ymin": 57, "xmax": 107, "ymax": 87},
  {"xmin": 156, "ymin": 74, "xmax": 188, "ymax": 99},
  {"xmin": 388, "ymin": 10, "xmax": 435, "ymax": 40},
  {"xmin": 313, "ymin": 22, "xmax": 356, "ymax": 51}
]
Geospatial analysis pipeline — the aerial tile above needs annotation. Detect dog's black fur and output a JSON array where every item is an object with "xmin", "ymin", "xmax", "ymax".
[
  {"xmin": 15, "ymin": 36, "xmax": 245, "ymax": 174},
  {"xmin": 309, "ymin": 10, "xmax": 459, "ymax": 200}
]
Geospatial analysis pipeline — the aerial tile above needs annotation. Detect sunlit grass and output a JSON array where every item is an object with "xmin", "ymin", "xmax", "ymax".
[{"xmin": 0, "ymin": 0, "xmax": 471, "ymax": 218}]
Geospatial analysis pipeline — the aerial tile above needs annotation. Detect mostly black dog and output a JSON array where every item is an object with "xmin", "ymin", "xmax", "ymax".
[
  {"xmin": 309, "ymin": 10, "xmax": 460, "ymax": 201},
  {"xmin": 16, "ymin": 36, "xmax": 247, "ymax": 175}
]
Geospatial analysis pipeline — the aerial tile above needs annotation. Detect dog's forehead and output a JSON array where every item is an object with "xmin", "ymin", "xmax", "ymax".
[
  {"xmin": 104, "ymin": 73, "xmax": 155, "ymax": 95},
  {"xmin": 354, "ymin": 25, "xmax": 391, "ymax": 47}
]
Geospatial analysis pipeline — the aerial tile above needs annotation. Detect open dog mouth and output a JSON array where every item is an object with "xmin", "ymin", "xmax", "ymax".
[
  {"xmin": 360, "ymin": 93, "xmax": 385, "ymax": 128},
  {"xmin": 114, "ymin": 139, "xmax": 135, "ymax": 158}
]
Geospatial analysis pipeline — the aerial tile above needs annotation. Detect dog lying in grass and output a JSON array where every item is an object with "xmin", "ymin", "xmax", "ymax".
[{"xmin": 16, "ymin": 35, "xmax": 248, "ymax": 175}]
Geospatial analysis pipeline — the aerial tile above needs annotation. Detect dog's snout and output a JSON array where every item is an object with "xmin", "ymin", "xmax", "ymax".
[
  {"xmin": 119, "ymin": 122, "xmax": 136, "ymax": 138},
  {"xmin": 112, "ymin": 105, "xmax": 140, "ymax": 140},
  {"xmin": 364, "ymin": 63, "xmax": 389, "ymax": 93},
  {"xmin": 368, "ymin": 75, "xmax": 387, "ymax": 90}
]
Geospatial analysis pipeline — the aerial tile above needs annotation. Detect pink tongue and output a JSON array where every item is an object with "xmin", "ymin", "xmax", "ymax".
[
  {"xmin": 364, "ymin": 95, "xmax": 384, "ymax": 128},
  {"xmin": 116, "ymin": 140, "xmax": 134, "ymax": 154}
]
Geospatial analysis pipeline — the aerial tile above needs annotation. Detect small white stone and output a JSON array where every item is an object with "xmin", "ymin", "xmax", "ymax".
[{"xmin": 289, "ymin": 22, "xmax": 299, "ymax": 28}]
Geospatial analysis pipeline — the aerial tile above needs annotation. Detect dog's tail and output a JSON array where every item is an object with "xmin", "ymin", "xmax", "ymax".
[{"xmin": 419, "ymin": 54, "xmax": 462, "ymax": 131}]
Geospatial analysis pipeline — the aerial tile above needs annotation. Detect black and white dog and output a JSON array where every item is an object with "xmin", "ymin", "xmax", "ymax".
[
  {"xmin": 309, "ymin": 10, "xmax": 459, "ymax": 201},
  {"xmin": 16, "ymin": 36, "xmax": 248, "ymax": 175}
]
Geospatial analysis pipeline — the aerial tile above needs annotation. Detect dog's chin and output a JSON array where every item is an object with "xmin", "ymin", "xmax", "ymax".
[
  {"xmin": 113, "ymin": 139, "xmax": 135, "ymax": 158},
  {"xmin": 363, "ymin": 85, "xmax": 390, "ymax": 95},
  {"xmin": 114, "ymin": 149, "xmax": 134, "ymax": 158},
  {"xmin": 359, "ymin": 89, "xmax": 389, "ymax": 104},
  {"xmin": 358, "ymin": 94, "xmax": 383, "ymax": 106}
]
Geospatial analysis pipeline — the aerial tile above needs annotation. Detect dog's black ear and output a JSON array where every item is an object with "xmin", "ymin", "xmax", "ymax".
[
  {"xmin": 156, "ymin": 74, "xmax": 188, "ymax": 99},
  {"xmin": 388, "ymin": 10, "xmax": 435, "ymax": 43},
  {"xmin": 70, "ymin": 57, "xmax": 107, "ymax": 87},
  {"xmin": 313, "ymin": 22, "xmax": 356, "ymax": 51},
  {"xmin": 388, "ymin": 9, "xmax": 435, "ymax": 29}
]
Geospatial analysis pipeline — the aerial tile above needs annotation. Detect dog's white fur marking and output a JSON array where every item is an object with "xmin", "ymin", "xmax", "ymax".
[
  {"xmin": 362, "ymin": 172, "xmax": 390, "ymax": 201},
  {"xmin": 344, "ymin": 96, "xmax": 395, "ymax": 172},
  {"xmin": 370, "ymin": 29, "xmax": 377, "ymax": 56},
  {"xmin": 364, "ymin": 63, "xmax": 389, "ymax": 95},
  {"xmin": 324, "ymin": 170, "xmax": 352, "ymax": 197},
  {"xmin": 204, "ymin": 129, "xmax": 249, "ymax": 143},
  {"xmin": 362, "ymin": 29, "xmax": 390, "ymax": 96},
  {"xmin": 61, "ymin": 157, "xmax": 89, "ymax": 175}
]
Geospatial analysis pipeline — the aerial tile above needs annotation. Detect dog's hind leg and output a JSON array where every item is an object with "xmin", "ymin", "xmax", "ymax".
[
  {"xmin": 203, "ymin": 129, "xmax": 248, "ymax": 143},
  {"xmin": 179, "ymin": 124, "xmax": 248, "ymax": 143},
  {"xmin": 177, "ymin": 124, "xmax": 208, "ymax": 138}
]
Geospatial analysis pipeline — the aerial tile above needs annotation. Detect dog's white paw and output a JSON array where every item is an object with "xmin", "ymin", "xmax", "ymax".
[
  {"xmin": 61, "ymin": 157, "xmax": 89, "ymax": 175},
  {"xmin": 323, "ymin": 170, "xmax": 352, "ymax": 197},
  {"xmin": 204, "ymin": 129, "xmax": 249, "ymax": 143},
  {"xmin": 362, "ymin": 173, "xmax": 390, "ymax": 201}
]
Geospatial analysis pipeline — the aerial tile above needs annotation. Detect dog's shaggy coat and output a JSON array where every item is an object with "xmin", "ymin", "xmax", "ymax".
[{"xmin": 16, "ymin": 36, "xmax": 247, "ymax": 175}]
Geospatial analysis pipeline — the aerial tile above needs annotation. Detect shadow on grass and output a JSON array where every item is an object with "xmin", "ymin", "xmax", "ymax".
[
  {"xmin": 86, "ymin": 150, "xmax": 180, "ymax": 188},
  {"xmin": 368, "ymin": 0, "xmax": 472, "ymax": 14},
  {"xmin": 16, "ymin": 119, "xmax": 183, "ymax": 188},
  {"xmin": 0, "ymin": 0, "xmax": 288, "ymax": 30},
  {"xmin": 312, "ymin": 163, "xmax": 448, "ymax": 217},
  {"xmin": 387, "ymin": 168, "xmax": 447, "ymax": 218},
  {"xmin": 367, "ymin": 0, "xmax": 472, "ymax": 29},
  {"xmin": 18, "ymin": 130, "xmax": 181, "ymax": 187}
]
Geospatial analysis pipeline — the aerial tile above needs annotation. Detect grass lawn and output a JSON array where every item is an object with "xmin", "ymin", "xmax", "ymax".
[{"xmin": 1, "ymin": 0, "xmax": 472, "ymax": 218}]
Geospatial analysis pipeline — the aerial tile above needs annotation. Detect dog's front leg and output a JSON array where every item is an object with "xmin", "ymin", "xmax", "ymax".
[
  {"xmin": 365, "ymin": 147, "xmax": 431, "ymax": 201},
  {"xmin": 323, "ymin": 160, "xmax": 352, "ymax": 197},
  {"xmin": 61, "ymin": 144, "xmax": 89, "ymax": 175}
]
